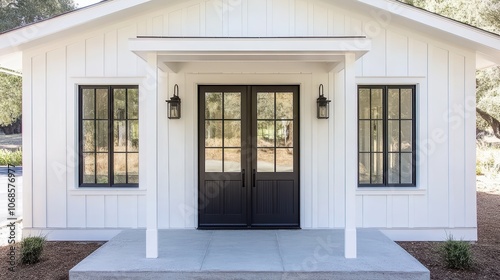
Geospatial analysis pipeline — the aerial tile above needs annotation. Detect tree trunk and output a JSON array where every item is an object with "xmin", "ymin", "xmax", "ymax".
[
  {"xmin": 477, "ymin": 108, "xmax": 500, "ymax": 139},
  {"xmin": 0, "ymin": 117, "xmax": 22, "ymax": 135}
]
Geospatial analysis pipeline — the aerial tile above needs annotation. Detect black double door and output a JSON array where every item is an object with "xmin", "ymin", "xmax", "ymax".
[{"xmin": 198, "ymin": 85, "xmax": 300, "ymax": 228}]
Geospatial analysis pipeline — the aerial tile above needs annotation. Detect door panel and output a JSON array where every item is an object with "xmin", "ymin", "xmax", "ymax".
[{"xmin": 198, "ymin": 85, "xmax": 299, "ymax": 228}]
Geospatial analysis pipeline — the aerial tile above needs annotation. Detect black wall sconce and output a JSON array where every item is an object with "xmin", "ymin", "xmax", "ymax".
[
  {"xmin": 317, "ymin": 84, "xmax": 331, "ymax": 119},
  {"xmin": 166, "ymin": 84, "xmax": 181, "ymax": 119}
]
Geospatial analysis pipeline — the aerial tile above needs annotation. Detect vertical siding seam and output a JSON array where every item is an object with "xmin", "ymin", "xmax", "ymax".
[
  {"xmin": 462, "ymin": 56, "xmax": 467, "ymax": 228},
  {"xmin": 426, "ymin": 44, "xmax": 430, "ymax": 227},
  {"xmin": 44, "ymin": 52, "xmax": 48, "ymax": 228},
  {"xmin": 30, "ymin": 57, "xmax": 35, "ymax": 228},
  {"xmin": 447, "ymin": 51, "xmax": 452, "ymax": 229},
  {"xmin": 64, "ymin": 47, "xmax": 68, "ymax": 228}
]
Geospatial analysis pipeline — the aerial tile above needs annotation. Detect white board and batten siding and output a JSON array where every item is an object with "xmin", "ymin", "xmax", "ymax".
[{"xmin": 22, "ymin": 0, "xmax": 476, "ymax": 241}]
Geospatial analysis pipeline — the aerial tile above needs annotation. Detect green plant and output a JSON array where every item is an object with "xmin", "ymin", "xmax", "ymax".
[
  {"xmin": 0, "ymin": 148, "xmax": 22, "ymax": 166},
  {"xmin": 440, "ymin": 235, "xmax": 473, "ymax": 270},
  {"xmin": 20, "ymin": 236, "xmax": 46, "ymax": 265}
]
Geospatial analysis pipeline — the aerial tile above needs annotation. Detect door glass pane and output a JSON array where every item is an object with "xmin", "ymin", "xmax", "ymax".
[
  {"xmin": 224, "ymin": 121, "xmax": 241, "ymax": 147},
  {"xmin": 257, "ymin": 148, "xmax": 274, "ymax": 172},
  {"xmin": 276, "ymin": 149, "xmax": 293, "ymax": 172},
  {"xmin": 257, "ymin": 121, "xmax": 275, "ymax": 147},
  {"xmin": 206, "ymin": 92, "xmax": 222, "ymax": 119},
  {"xmin": 128, "ymin": 88, "xmax": 139, "ymax": 119},
  {"xmin": 401, "ymin": 121, "xmax": 413, "ymax": 152},
  {"xmin": 114, "ymin": 89, "xmax": 126, "ymax": 119},
  {"xmin": 371, "ymin": 89, "xmax": 383, "ymax": 119},
  {"xmin": 82, "ymin": 89, "xmax": 95, "ymax": 119},
  {"xmin": 359, "ymin": 121, "xmax": 370, "ymax": 153},
  {"xmin": 371, "ymin": 121, "xmax": 383, "ymax": 152},
  {"xmin": 257, "ymin": 92, "xmax": 274, "ymax": 119},
  {"xmin": 96, "ymin": 153, "xmax": 109, "ymax": 184},
  {"xmin": 83, "ymin": 153, "xmax": 95, "ymax": 184},
  {"xmin": 96, "ymin": 89, "xmax": 108, "ymax": 119},
  {"xmin": 128, "ymin": 153, "xmax": 139, "ymax": 183},
  {"xmin": 96, "ymin": 121, "xmax": 109, "ymax": 152},
  {"xmin": 224, "ymin": 92, "xmax": 241, "ymax": 119},
  {"xmin": 276, "ymin": 92, "xmax": 293, "ymax": 119},
  {"xmin": 206, "ymin": 148, "xmax": 223, "ymax": 172},
  {"xmin": 224, "ymin": 148, "xmax": 241, "ymax": 172},
  {"xmin": 277, "ymin": 121, "xmax": 293, "ymax": 147},
  {"xmin": 371, "ymin": 153, "xmax": 383, "ymax": 184},
  {"xmin": 359, "ymin": 153, "xmax": 370, "ymax": 184},
  {"xmin": 128, "ymin": 120, "xmax": 139, "ymax": 152},
  {"xmin": 83, "ymin": 120, "xmax": 95, "ymax": 152},
  {"xmin": 388, "ymin": 120, "xmax": 399, "ymax": 152},
  {"xmin": 114, "ymin": 121, "xmax": 127, "ymax": 152},
  {"xmin": 388, "ymin": 89, "xmax": 399, "ymax": 119},
  {"xmin": 114, "ymin": 153, "xmax": 127, "ymax": 184},
  {"xmin": 388, "ymin": 153, "xmax": 400, "ymax": 184},
  {"xmin": 401, "ymin": 153, "xmax": 413, "ymax": 184},
  {"xmin": 401, "ymin": 89, "xmax": 413, "ymax": 119},
  {"xmin": 206, "ymin": 121, "xmax": 223, "ymax": 147},
  {"xmin": 359, "ymin": 88, "xmax": 370, "ymax": 119}
]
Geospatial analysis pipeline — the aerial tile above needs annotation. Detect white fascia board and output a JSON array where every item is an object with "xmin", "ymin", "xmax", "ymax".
[{"xmin": 0, "ymin": 0, "xmax": 152, "ymax": 55}]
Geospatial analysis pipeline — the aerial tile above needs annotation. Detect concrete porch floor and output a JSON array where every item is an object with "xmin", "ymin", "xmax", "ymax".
[{"xmin": 70, "ymin": 229, "xmax": 429, "ymax": 280}]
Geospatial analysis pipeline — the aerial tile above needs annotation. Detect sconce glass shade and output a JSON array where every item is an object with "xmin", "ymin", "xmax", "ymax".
[
  {"xmin": 317, "ymin": 84, "xmax": 331, "ymax": 119},
  {"xmin": 166, "ymin": 84, "xmax": 181, "ymax": 119}
]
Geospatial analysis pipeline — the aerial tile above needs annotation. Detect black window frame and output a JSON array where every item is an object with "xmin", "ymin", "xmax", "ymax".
[
  {"xmin": 78, "ymin": 85, "xmax": 139, "ymax": 188},
  {"xmin": 358, "ymin": 85, "xmax": 417, "ymax": 188}
]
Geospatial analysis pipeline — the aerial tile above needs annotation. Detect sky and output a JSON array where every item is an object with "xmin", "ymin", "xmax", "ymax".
[{"xmin": 74, "ymin": 0, "xmax": 103, "ymax": 8}]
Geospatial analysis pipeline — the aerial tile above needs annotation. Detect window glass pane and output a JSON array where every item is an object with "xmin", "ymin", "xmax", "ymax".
[
  {"xmin": 114, "ymin": 89, "xmax": 127, "ymax": 119},
  {"xmin": 83, "ymin": 89, "xmax": 95, "ymax": 119},
  {"xmin": 371, "ymin": 120, "xmax": 383, "ymax": 152},
  {"xmin": 206, "ymin": 148, "xmax": 223, "ymax": 172},
  {"xmin": 224, "ymin": 121, "xmax": 241, "ymax": 147},
  {"xmin": 388, "ymin": 120, "xmax": 400, "ymax": 152},
  {"xmin": 388, "ymin": 89, "xmax": 399, "ymax": 119},
  {"xmin": 258, "ymin": 148, "xmax": 274, "ymax": 172},
  {"xmin": 388, "ymin": 153, "xmax": 400, "ymax": 184},
  {"xmin": 401, "ymin": 121, "xmax": 413, "ymax": 152},
  {"xmin": 114, "ymin": 121, "xmax": 127, "ymax": 152},
  {"xmin": 83, "ymin": 153, "xmax": 95, "ymax": 184},
  {"xmin": 401, "ymin": 89, "xmax": 413, "ymax": 119},
  {"xmin": 128, "ymin": 153, "xmax": 139, "ymax": 184},
  {"xmin": 83, "ymin": 120, "xmax": 95, "ymax": 152},
  {"xmin": 128, "ymin": 88, "xmax": 139, "ymax": 119},
  {"xmin": 114, "ymin": 153, "xmax": 127, "ymax": 184},
  {"xmin": 206, "ymin": 92, "xmax": 222, "ymax": 119},
  {"xmin": 206, "ymin": 121, "xmax": 223, "ymax": 147},
  {"xmin": 401, "ymin": 153, "xmax": 413, "ymax": 184},
  {"xmin": 224, "ymin": 92, "xmax": 241, "ymax": 119},
  {"xmin": 128, "ymin": 120, "xmax": 139, "ymax": 152},
  {"xmin": 257, "ymin": 92, "xmax": 275, "ymax": 119},
  {"xmin": 371, "ymin": 89, "xmax": 383, "ymax": 119},
  {"xmin": 371, "ymin": 153, "xmax": 383, "ymax": 184},
  {"xmin": 96, "ymin": 121, "xmax": 108, "ymax": 152},
  {"xmin": 96, "ymin": 153, "xmax": 108, "ymax": 184},
  {"xmin": 276, "ymin": 149, "xmax": 293, "ymax": 172},
  {"xmin": 359, "ymin": 88, "xmax": 370, "ymax": 119},
  {"xmin": 359, "ymin": 121, "xmax": 370, "ymax": 153},
  {"xmin": 276, "ymin": 92, "xmax": 293, "ymax": 119},
  {"xmin": 277, "ymin": 121, "xmax": 293, "ymax": 147},
  {"xmin": 257, "ymin": 121, "xmax": 275, "ymax": 147},
  {"xmin": 96, "ymin": 89, "xmax": 109, "ymax": 119},
  {"xmin": 224, "ymin": 148, "xmax": 241, "ymax": 172},
  {"xmin": 359, "ymin": 153, "xmax": 370, "ymax": 184}
]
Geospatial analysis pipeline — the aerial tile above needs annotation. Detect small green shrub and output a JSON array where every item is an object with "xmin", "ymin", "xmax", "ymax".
[
  {"xmin": 20, "ymin": 236, "xmax": 46, "ymax": 265},
  {"xmin": 0, "ymin": 148, "xmax": 22, "ymax": 166},
  {"xmin": 440, "ymin": 235, "xmax": 473, "ymax": 270}
]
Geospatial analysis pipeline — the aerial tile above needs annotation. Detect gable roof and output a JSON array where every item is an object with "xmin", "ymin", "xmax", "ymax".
[{"xmin": 0, "ymin": 0, "xmax": 499, "ymax": 71}]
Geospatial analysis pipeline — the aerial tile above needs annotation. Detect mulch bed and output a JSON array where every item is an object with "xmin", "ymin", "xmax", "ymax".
[{"xmin": 0, "ymin": 191, "xmax": 499, "ymax": 279}]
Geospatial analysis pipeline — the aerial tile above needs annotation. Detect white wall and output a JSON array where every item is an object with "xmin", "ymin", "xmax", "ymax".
[{"xmin": 22, "ymin": 0, "xmax": 477, "ymax": 240}]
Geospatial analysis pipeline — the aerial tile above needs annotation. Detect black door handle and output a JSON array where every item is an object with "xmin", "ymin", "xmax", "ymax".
[
  {"xmin": 242, "ymin": 169, "xmax": 245, "ymax": 188},
  {"xmin": 252, "ymin": 169, "xmax": 256, "ymax": 188}
]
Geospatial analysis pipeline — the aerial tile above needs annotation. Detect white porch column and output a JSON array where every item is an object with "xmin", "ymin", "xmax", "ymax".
[
  {"xmin": 145, "ymin": 53, "xmax": 159, "ymax": 259},
  {"xmin": 344, "ymin": 53, "xmax": 357, "ymax": 259}
]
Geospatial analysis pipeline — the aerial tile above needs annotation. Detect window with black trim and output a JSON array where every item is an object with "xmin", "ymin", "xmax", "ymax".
[
  {"xmin": 358, "ymin": 86, "xmax": 416, "ymax": 187},
  {"xmin": 79, "ymin": 86, "xmax": 139, "ymax": 187}
]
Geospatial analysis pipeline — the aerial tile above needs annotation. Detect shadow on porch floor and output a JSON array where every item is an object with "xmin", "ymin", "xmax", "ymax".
[{"xmin": 70, "ymin": 229, "xmax": 429, "ymax": 280}]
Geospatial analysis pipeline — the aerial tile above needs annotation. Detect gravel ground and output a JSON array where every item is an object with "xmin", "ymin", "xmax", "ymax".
[{"xmin": 0, "ymin": 134, "xmax": 22, "ymax": 150}]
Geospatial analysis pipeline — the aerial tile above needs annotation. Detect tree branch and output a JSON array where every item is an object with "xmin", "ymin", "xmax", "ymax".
[{"xmin": 477, "ymin": 107, "xmax": 500, "ymax": 139}]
